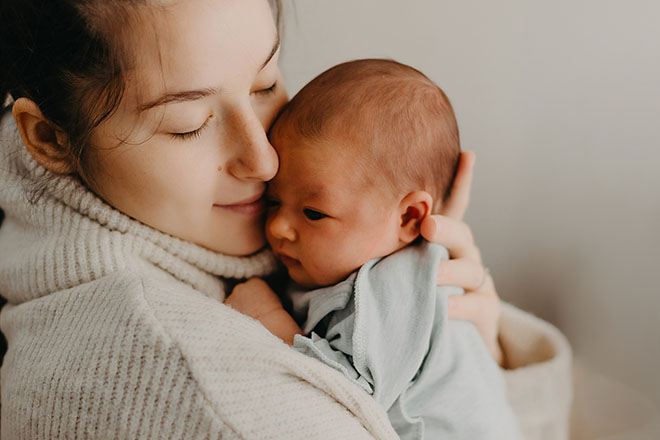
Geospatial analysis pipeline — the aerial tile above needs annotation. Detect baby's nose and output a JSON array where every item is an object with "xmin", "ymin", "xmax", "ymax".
[{"xmin": 267, "ymin": 212, "xmax": 297, "ymax": 242}]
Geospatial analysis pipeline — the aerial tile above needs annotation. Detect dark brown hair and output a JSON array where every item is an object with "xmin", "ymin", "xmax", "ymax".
[
  {"xmin": 270, "ymin": 59, "xmax": 460, "ymax": 213},
  {"xmin": 0, "ymin": 0, "xmax": 282, "ymax": 365},
  {"xmin": 0, "ymin": 1, "xmax": 144, "ymax": 185},
  {"xmin": 0, "ymin": 0, "xmax": 283, "ymax": 185}
]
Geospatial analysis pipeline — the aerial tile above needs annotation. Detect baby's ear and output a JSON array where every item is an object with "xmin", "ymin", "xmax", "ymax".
[{"xmin": 397, "ymin": 191, "xmax": 433, "ymax": 245}]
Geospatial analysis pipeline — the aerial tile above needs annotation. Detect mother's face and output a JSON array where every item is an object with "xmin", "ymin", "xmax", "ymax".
[{"xmin": 87, "ymin": 0, "xmax": 288, "ymax": 255}]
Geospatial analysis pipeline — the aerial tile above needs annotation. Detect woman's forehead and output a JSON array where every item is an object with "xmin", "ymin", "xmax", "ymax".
[{"xmin": 125, "ymin": 0, "xmax": 278, "ymax": 109}]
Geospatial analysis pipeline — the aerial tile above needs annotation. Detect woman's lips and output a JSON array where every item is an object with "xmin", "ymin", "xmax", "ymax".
[{"xmin": 214, "ymin": 193, "xmax": 265, "ymax": 216}]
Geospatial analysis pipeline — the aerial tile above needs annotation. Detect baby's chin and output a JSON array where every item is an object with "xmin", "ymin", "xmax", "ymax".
[
  {"xmin": 287, "ymin": 270, "xmax": 322, "ymax": 289},
  {"xmin": 280, "ymin": 263, "xmax": 324, "ymax": 289},
  {"xmin": 288, "ymin": 267, "xmax": 354, "ymax": 290}
]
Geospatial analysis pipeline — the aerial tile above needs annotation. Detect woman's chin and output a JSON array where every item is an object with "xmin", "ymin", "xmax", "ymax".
[
  {"xmin": 207, "ymin": 233, "xmax": 267, "ymax": 257},
  {"xmin": 235, "ymin": 240, "xmax": 268, "ymax": 257}
]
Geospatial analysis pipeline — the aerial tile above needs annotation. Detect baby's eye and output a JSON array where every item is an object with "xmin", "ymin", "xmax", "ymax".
[
  {"xmin": 265, "ymin": 198, "xmax": 280, "ymax": 209},
  {"xmin": 303, "ymin": 208, "xmax": 327, "ymax": 221}
]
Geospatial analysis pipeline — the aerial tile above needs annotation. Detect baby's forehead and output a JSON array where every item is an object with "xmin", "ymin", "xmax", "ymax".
[
  {"xmin": 272, "ymin": 122, "xmax": 360, "ymax": 158},
  {"xmin": 273, "ymin": 133, "xmax": 380, "ymax": 186},
  {"xmin": 284, "ymin": 134, "xmax": 375, "ymax": 181}
]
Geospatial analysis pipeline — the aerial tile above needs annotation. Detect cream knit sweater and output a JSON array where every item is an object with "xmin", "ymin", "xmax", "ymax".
[{"xmin": 0, "ymin": 113, "xmax": 572, "ymax": 439}]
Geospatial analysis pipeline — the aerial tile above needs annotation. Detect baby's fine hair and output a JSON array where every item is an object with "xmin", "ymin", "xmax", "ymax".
[{"xmin": 270, "ymin": 59, "xmax": 460, "ymax": 213}]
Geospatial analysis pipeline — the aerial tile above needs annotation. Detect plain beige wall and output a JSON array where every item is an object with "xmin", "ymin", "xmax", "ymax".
[{"xmin": 278, "ymin": 0, "xmax": 660, "ymax": 410}]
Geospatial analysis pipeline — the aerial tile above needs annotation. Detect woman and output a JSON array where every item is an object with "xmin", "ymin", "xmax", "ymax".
[{"xmin": 0, "ymin": 0, "xmax": 571, "ymax": 438}]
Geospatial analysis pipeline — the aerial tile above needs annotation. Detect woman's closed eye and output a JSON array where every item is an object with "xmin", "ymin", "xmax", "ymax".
[
  {"xmin": 253, "ymin": 81, "xmax": 278, "ymax": 96},
  {"xmin": 303, "ymin": 208, "xmax": 327, "ymax": 221},
  {"xmin": 170, "ymin": 116, "xmax": 211, "ymax": 141}
]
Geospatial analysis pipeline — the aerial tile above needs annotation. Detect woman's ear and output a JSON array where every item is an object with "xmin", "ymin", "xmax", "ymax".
[
  {"xmin": 12, "ymin": 97, "xmax": 74, "ymax": 174},
  {"xmin": 397, "ymin": 191, "xmax": 433, "ymax": 245}
]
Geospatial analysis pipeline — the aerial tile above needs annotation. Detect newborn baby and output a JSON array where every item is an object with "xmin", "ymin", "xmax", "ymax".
[{"xmin": 265, "ymin": 59, "xmax": 522, "ymax": 439}]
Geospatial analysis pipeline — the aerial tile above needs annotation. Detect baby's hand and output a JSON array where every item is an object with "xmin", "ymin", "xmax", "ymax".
[
  {"xmin": 225, "ymin": 278, "xmax": 303, "ymax": 345},
  {"xmin": 225, "ymin": 278, "xmax": 283, "ymax": 320}
]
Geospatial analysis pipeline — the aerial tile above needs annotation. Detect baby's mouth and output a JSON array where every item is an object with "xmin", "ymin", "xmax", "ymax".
[{"xmin": 277, "ymin": 252, "xmax": 301, "ymax": 267}]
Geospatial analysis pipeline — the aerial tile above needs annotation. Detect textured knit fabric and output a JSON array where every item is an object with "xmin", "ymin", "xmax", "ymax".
[
  {"xmin": 0, "ymin": 113, "xmax": 398, "ymax": 439},
  {"xmin": 291, "ymin": 242, "xmax": 522, "ymax": 439},
  {"xmin": 500, "ymin": 302, "xmax": 574, "ymax": 440},
  {"xmin": 0, "ymin": 112, "xmax": 572, "ymax": 439}
]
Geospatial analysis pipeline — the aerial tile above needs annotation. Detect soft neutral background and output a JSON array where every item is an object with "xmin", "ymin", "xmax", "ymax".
[{"xmin": 278, "ymin": 0, "xmax": 660, "ymax": 437}]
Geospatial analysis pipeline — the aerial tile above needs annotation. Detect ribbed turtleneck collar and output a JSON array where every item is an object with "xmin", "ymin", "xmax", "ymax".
[{"xmin": 0, "ymin": 113, "xmax": 277, "ymax": 305}]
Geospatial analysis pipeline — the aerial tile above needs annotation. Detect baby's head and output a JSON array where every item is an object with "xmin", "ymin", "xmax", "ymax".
[{"xmin": 266, "ymin": 59, "xmax": 460, "ymax": 288}]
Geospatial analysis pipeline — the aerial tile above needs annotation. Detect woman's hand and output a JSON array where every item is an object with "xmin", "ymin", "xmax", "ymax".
[
  {"xmin": 420, "ymin": 151, "xmax": 504, "ymax": 366},
  {"xmin": 225, "ymin": 278, "xmax": 303, "ymax": 345}
]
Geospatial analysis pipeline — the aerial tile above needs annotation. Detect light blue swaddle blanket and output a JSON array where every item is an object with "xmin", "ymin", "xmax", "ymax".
[{"xmin": 292, "ymin": 241, "xmax": 522, "ymax": 440}]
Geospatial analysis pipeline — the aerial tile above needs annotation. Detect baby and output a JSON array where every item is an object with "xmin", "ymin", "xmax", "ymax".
[{"xmin": 259, "ymin": 59, "xmax": 520, "ymax": 439}]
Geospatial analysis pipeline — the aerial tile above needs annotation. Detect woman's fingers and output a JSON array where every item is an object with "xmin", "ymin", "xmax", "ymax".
[
  {"xmin": 447, "ymin": 274, "xmax": 503, "ymax": 364},
  {"xmin": 440, "ymin": 150, "xmax": 475, "ymax": 220},
  {"xmin": 447, "ymin": 275, "xmax": 498, "ymax": 318},
  {"xmin": 424, "ymin": 149, "xmax": 504, "ymax": 363},
  {"xmin": 436, "ymin": 259, "xmax": 488, "ymax": 290},
  {"xmin": 420, "ymin": 215, "xmax": 480, "ymax": 261}
]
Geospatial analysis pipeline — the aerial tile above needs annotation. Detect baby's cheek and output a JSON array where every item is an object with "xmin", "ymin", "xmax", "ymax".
[{"xmin": 312, "ymin": 254, "xmax": 355, "ymax": 286}]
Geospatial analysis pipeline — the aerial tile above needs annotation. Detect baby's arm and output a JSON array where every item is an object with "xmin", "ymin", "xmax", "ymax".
[{"xmin": 224, "ymin": 278, "xmax": 303, "ymax": 345}]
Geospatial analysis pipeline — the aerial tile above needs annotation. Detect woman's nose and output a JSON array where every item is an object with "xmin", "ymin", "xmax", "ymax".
[
  {"xmin": 267, "ymin": 211, "xmax": 297, "ymax": 242},
  {"xmin": 224, "ymin": 105, "xmax": 278, "ymax": 181}
]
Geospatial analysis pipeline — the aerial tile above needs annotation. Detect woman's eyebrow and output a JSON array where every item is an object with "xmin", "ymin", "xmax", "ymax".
[
  {"xmin": 261, "ymin": 34, "xmax": 280, "ymax": 70},
  {"xmin": 138, "ymin": 87, "xmax": 219, "ymax": 112},
  {"xmin": 138, "ymin": 35, "xmax": 279, "ymax": 112}
]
